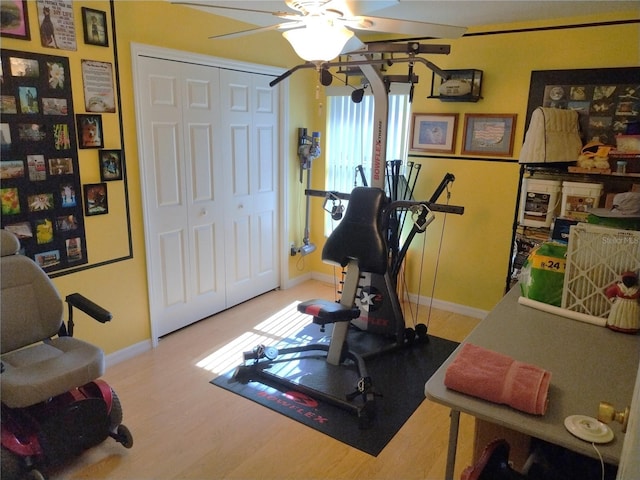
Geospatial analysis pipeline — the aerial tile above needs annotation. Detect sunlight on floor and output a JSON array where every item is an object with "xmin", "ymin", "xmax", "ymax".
[{"xmin": 195, "ymin": 300, "xmax": 320, "ymax": 375}]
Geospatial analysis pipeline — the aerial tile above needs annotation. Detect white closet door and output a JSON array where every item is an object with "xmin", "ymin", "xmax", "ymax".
[
  {"xmin": 137, "ymin": 57, "xmax": 226, "ymax": 337},
  {"xmin": 220, "ymin": 69, "xmax": 279, "ymax": 307}
]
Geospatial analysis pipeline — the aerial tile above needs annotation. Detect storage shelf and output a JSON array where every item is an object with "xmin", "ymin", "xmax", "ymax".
[{"xmin": 507, "ymin": 162, "xmax": 640, "ymax": 292}]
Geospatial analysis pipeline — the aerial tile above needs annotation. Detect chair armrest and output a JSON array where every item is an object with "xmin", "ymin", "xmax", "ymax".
[{"xmin": 66, "ymin": 293, "xmax": 112, "ymax": 323}]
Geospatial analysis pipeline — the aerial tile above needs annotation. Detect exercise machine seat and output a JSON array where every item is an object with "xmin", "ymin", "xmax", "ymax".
[
  {"xmin": 297, "ymin": 187, "xmax": 388, "ymax": 325},
  {"xmin": 0, "ymin": 229, "xmax": 105, "ymax": 409},
  {"xmin": 297, "ymin": 299, "xmax": 361, "ymax": 326},
  {"xmin": 321, "ymin": 187, "xmax": 388, "ymax": 275}
]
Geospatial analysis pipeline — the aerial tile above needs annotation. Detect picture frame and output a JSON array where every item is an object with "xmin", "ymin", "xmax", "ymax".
[
  {"xmin": 0, "ymin": 0, "xmax": 31, "ymax": 40},
  {"xmin": 462, "ymin": 113, "xmax": 517, "ymax": 157},
  {"xmin": 410, "ymin": 113, "xmax": 458, "ymax": 153},
  {"xmin": 1, "ymin": 49, "xmax": 87, "ymax": 272},
  {"xmin": 83, "ymin": 183, "xmax": 108, "ymax": 216},
  {"xmin": 81, "ymin": 60, "xmax": 116, "ymax": 112},
  {"xmin": 99, "ymin": 149, "xmax": 123, "ymax": 181},
  {"xmin": 36, "ymin": 0, "xmax": 77, "ymax": 51},
  {"xmin": 525, "ymin": 67, "xmax": 640, "ymax": 145},
  {"xmin": 81, "ymin": 7, "xmax": 108, "ymax": 47},
  {"xmin": 76, "ymin": 114, "xmax": 104, "ymax": 149}
]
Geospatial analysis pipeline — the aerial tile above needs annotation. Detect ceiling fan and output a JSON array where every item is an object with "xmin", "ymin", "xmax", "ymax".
[{"xmin": 172, "ymin": 1, "xmax": 467, "ymax": 62}]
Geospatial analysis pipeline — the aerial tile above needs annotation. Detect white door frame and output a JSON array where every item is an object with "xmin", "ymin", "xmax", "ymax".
[{"xmin": 130, "ymin": 43, "xmax": 290, "ymax": 346}]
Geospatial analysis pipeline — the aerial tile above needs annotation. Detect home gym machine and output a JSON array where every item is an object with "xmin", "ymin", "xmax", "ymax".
[{"xmin": 233, "ymin": 42, "xmax": 464, "ymax": 426}]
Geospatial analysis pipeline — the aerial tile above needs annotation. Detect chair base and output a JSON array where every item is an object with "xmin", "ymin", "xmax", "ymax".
[{"xmin": 0, "ymin": 380, "xmax": 132, "ymax": 480}]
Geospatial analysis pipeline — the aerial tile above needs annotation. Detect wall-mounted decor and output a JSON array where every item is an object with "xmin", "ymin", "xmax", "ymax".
[
  {"xmin": 99, "ymin": 149, "xmax": 123, "ymax": 181},
  {"xmin": 429, "ymin": 69, "xmax": 483, "ymax": 102},
  {"xmin": 410, "ymin": 113, "xmax": 458, "ymax": 153},
  {"xmin": 83, "ymin": 183, "xmax": 108, "ymax": 216},
  {"xmin": 81, "ymin": 7, "xmax": 108, "ymax": 47},
  {"xmin": 462, "ymin": 113, "xmax": 517, "ymax": 157},
  {"xmin": 36, "ymin": 0, "xmax": 77, "ymax": 51},
  {"xmin": 81, "ymin": 60, "xmax": 116, "ymax": 113},
  {"xmin": 0, "ymin": 49, "xmax": 87, "ymax": 272},
  {"xmin": 0, "ymin": 0, "xmax": 31, "ymax": 40},
  {"xmin": 76, "ymin": 114, "xmax": 104, "ymax": 149},
  {"xmin": 525, "ymin": 67, "xmax": 640, "ymax": 145}
]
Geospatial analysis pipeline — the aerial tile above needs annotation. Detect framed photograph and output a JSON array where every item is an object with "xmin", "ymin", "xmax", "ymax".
[
  {"xmin": 60, "ymin": 182, "xmax": 77, "ymax": 207},
  {"xmin": 76, "ymin": 114, "xmax": 104, "ymax": 149},
  {"xmin": 99, "ymin": 149, "xmax": 123, "ymax": 181},
  {"xmin": 81, "ymin": 7, "xmax": 108, "ymax": 47},
  {"xmin": 0, "ymin": 0, "xmax": 31, "ymax": 40},
  {"xmin": 35, "ymin": 249, "xmax": 60, "ymax": 269},
  {"xmin": 36, "ymin": 0, "xmax": 77, "ymax": 51},
  {"xmin": 18, "ymin": 86, "xmax": 39, "ymax": 114},
  {"xmin": 9, "ymin": 56, "xmax": 39, "ymax": 77},
  {"xmin": 410, "ymin": 113, "xmax": 458, "ymax": 153},
  {"xmin": 83, "ymin": 182, "xmax": 108, "ymax": 216},
  {"xmin": 462, "ymin": 113, "xmax": 517, "ymax": 157},
  {"xmin": 0, "ymin": 160, "xmax": 25, "ymax": 179},
  {"xmin": 48, "ymin": 157, "xmax": 73, "ymax": 175},
  {"xmin": 81, "ymin": 60, "xmax": 116, "ymax": 112}
]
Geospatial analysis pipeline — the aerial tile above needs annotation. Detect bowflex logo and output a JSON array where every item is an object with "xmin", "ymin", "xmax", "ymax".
[
  {"xmin": 256, "ymin": 390, "xmax": 328, "ymax": 424},
  {"xmin": 373, "ymin": 119, "xmax": 383, "ymax": 186}
]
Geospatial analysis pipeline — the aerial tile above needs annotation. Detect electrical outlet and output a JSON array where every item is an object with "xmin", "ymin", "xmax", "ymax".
[{"xmin": 290, "ymin": 243, "xmax": 297, "ymax": 257}]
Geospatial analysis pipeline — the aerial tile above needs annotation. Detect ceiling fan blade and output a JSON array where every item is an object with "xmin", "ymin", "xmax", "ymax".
[
  {"xmin": 348, "ymin": 15, "xmax": 467, "ymax": 38},
  {"xmin": 208, "ymin": 22, "xmax": 301, "ymax": 40},
  {"xmin": 172, "ymin": 1, "xmax": 293, "ymax": 17},
  {"xmin": 341, "ymin": 35, "xmax": 366, "ymax": 54}
]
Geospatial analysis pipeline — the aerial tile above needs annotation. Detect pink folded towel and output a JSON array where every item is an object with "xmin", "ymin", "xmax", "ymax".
[{"xmin": 444, "ymin": 343, "xmax": 551, "ymax": 415}]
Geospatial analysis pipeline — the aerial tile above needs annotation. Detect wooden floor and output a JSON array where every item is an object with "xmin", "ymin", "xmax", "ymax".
[{"xmin": 53, "ymin": 280, "xmax": 481, "ymax": 480}]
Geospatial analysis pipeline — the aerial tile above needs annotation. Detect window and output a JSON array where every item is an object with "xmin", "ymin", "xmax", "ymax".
[{"xmin": 324, "ymin": 84, "xmax": 411, "ymax": 233}]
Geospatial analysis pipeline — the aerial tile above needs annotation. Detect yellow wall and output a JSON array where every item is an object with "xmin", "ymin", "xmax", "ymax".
[
  {"xmin": 2, "ymin": 2, "xmax": 638, "ymax": 354},
  {"xmin": 310, "ymin": 11, "xmax": 640, "ymax": 311},
  {"xmin": 2, "ymin": 0, "xmax": 308, "ymax": 354}
]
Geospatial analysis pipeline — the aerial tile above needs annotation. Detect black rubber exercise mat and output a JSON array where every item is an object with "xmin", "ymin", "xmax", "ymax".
[{"xmin": 211, "ymin": 330, "xmax": 458, "ymax": 456}]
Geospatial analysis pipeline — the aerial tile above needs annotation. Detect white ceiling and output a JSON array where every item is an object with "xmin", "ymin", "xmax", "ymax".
[{"xmin": 175, "ymin": 0, "xmax": 639, "ymax": 36}]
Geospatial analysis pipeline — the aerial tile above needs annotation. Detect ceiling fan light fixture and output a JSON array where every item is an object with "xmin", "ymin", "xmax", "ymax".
[{"xmin": 283, "ymin": 20, "xmax": 354, "ymax": 62}]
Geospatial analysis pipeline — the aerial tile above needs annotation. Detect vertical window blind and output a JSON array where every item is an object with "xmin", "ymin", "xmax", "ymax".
[{"xmin": 324, "ymin": 85, "xmax": 411, "ymax": 233}]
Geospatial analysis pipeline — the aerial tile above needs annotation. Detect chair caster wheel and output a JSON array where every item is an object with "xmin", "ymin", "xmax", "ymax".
[
  {"xmin": 26, "ymin": 469, "xmax": 46, "ymax": 480},
  {"xmin": 113, "ymin": 424, "xmax": 134, "ymax": 448}
]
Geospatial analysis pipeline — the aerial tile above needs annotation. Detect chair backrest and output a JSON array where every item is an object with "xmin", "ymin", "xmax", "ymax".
[
  {"xmin": 322, "ymin": 187, "xmax": 388, "ymax": 274},
  {"xmin": 0, "ymin": 229, "xmax": 63, "ymax": 354}
]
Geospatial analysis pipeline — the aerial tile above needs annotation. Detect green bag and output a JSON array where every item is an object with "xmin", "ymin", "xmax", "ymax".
[{"xmin": 519, "ymin": 242, "xmax": 567, "ymax": 307}]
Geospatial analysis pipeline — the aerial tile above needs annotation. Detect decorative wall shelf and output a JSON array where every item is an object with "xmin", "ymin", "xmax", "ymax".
[{"xmin": 428, "ymin": 69, "xmax": 483, "ymax": 102}]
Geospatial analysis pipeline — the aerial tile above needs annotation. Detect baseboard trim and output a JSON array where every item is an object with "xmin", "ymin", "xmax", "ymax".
[
  {"xmin": 311, "ymin": 271, "xmax": 487, "ymax": 319},
  {"xmin": 105, "ymin": 340, "xmax": 152, "ymax": 368},
  {"xmin": 282, "ymin": 272, "xmax": 312, "ymax": 290}
]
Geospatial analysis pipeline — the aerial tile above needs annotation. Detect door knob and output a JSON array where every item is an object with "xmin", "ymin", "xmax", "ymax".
[{"xmin": 598, "ymin": 401, "xmax": 629, "ymax": 432}]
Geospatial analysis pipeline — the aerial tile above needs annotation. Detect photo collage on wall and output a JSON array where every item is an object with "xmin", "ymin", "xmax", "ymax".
[
  {"xmin": 0, "ymin": 49, "xmax": 87, "ymax": 271},
  {"xmin": 542, "ymin": 82, "xmax": 640, "ymax": 145}
]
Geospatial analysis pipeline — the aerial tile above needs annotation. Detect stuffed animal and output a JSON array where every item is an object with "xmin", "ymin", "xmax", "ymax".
[{"xmin": 576, "ymin": 141, "xmax": 613, "ymax": 170}]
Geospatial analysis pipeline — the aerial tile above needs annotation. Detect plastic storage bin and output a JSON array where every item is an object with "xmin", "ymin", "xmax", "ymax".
[
  {"xmin": 519, "ymin": 178, "xmax": 561, "ymax": 228},
  {"xmin": 560, "ymin": 181, "xmax": 603, "ymax": 221}
]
